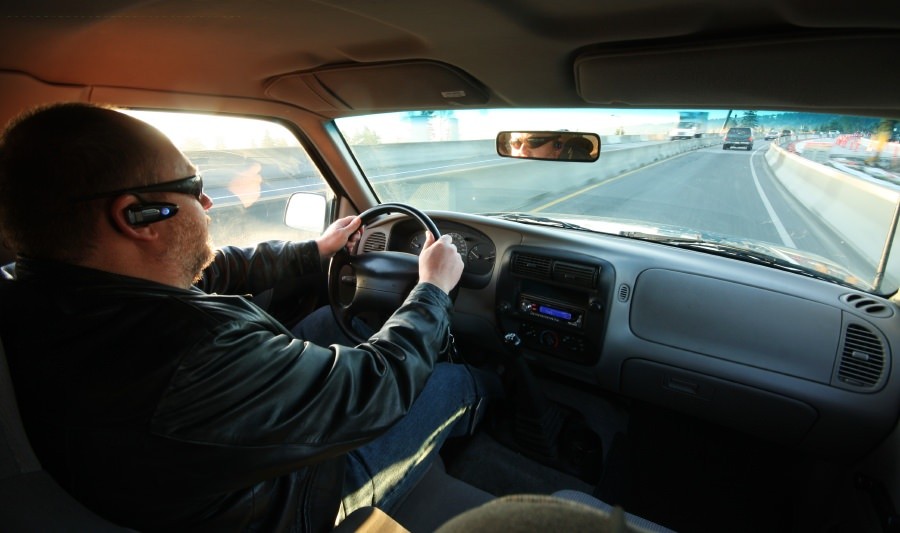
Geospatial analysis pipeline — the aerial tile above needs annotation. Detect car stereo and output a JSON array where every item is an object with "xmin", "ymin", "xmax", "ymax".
[
  {"xmin": 518, "ymin": 295, "xmax": 585, "ymax": 329},
  {"xmin": 496, "ymin": 247, "xmax": 612, "ymax": 365}
]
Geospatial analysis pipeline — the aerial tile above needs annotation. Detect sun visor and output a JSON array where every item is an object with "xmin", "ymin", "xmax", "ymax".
[
  {"xmin": 265, "ymin": 60, "xmax": 490, "ymax": 113},
  {"xmin": 574, "ymin": 34, "xmax": 900, "ymax": 113}
]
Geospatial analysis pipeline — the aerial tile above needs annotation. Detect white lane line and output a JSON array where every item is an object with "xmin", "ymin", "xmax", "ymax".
[
  {"xmin": 533, "ymin": 152, "xmax": 694, "ymax": 212},
  {"xmin": 750, "ymin": 149, "xmax": 795, "ymax": 247}
]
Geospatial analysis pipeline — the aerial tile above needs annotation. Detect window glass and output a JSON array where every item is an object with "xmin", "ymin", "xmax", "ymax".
[
  {"xmin": 336, "ymin": 109, "xmax": 900, "ymax": 294},
  {"xmin": 125, "ymin": 110, "xmax": 332, "ymax": 248}
]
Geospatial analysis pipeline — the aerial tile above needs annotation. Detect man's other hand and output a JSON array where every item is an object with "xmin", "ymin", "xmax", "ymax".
[{"xmin": 316, "ymin": 216, "xmax": 362, "ymax": 259}]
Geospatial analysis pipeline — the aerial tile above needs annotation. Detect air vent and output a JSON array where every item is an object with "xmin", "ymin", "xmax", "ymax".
[
  {"xmin": 617, "ymin": 283, "xmax": 631, "ymax": 302},
  {"xmin": 362, "ymin": 231, "xmax": 387, "ymax": 252},
  {"xmin": 553, "ymin": 261, "xmax": 597, "ymax": 288},
  {"xmin": 511, "ymin": 253, "xmax": 552, "ymax": 279},
  {"xmin": 841, "ymin": 293, "xmax": 894, "ymax": 318},
  {"xmin": 836, "ymin": 323, "xmax": 886, "ymax": 389}
]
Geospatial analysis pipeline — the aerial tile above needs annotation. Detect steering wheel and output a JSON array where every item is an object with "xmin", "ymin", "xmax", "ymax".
[{"xmin": 328, "ymin": 203, "xmax": 441, "ymax": 345}]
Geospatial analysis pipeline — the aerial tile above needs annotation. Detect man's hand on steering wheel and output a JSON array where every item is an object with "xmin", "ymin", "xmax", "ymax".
[
  {"xmin": 419, "ymin": 232, "xmax": 465, "ymax": 294},
  {"xmin": 316, "ymin": 215, "xmax": 363, "ymax": 258},
  {"xmin": 327, "ymin": 203, "xmax": 463, "ymax": 344}
]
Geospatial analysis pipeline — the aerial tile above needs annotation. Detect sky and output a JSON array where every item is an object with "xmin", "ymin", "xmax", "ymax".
[
  {"xmin": 123, "ymin": 110, "xmax": 299, "ymax": 150},
  {"xmin": 123, "ymin": 107, "xmax": 753, "ymax": 148},
  {"xmin": 336, "ymin": 108, "xmax": 740, "ymax": 143}
]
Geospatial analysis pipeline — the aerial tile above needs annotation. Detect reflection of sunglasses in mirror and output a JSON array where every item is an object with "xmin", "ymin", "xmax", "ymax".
[{"xmin": 509, "ymin": 136, "xmax": 556, "ymax": 149}]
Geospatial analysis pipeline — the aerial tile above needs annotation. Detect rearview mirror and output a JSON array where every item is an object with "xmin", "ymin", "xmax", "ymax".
[{"xmin": 497, "ymin": 131, "xmax": 600, "ymax": 162}]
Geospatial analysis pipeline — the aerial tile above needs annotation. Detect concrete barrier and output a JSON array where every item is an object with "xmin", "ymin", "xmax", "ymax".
[
  {"xmin": 351, "ymin": 139, "xmax": 494, "ymax": 169},
  {"xmin": 764, "ymin": 144, "xmax": 900, "ymax": 276},
  {"xmin": 353, "ymin": 135, "xmax": 720, "ymax": 184},
  {"xmin": 348, "ymin": 134, "xmax": 704, "ymax": 170}
]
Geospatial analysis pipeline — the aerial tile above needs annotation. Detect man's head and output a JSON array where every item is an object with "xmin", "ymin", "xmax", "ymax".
[{"xmin": 0, "ymin": 102, "xmax": 215, "ymax": 286}]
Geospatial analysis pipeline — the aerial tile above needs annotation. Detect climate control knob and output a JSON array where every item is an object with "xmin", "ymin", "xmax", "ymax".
[{"xmin": 539, "ymin": 330, "xmax": 559, "ymax": 348}]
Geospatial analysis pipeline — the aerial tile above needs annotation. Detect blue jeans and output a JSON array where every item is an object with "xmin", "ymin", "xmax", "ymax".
[{"xmin": 292, "ymin": 307, "xmax": 499, "ymax": 517}]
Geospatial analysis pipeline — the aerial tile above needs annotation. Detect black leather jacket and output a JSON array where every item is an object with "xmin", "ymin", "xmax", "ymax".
[{"xmin": 0, "ymin": 241, "xmax": 452, "ymax": 532}]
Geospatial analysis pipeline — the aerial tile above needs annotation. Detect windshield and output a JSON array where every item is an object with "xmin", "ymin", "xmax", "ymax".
[{"xmin": 334, "ymin": 109, "xmax": 900, "ymax": 295}]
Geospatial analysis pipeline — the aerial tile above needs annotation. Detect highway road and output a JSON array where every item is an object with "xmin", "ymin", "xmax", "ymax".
[{"xmin": 376, "ymin": 139, "xmax": 875, "ymax": 281}]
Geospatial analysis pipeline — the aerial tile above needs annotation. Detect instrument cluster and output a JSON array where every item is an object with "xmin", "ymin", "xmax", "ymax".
[{"xmin": 390, "ymin": 219, "xmax": 497, "ymax": 284}]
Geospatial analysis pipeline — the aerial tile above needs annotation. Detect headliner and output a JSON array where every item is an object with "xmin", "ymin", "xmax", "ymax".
[{"xmin": 0, "ymin": 0, "xmax": 899, "ymax": 117}]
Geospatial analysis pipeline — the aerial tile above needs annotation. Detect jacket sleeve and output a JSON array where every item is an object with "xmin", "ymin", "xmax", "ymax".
[
  {"xmin": 149, "ymin": 282, "xmax": 451, "ymax": 481},
  {"xmin": 195, "ymin": 240, "xmax": 323, "ymax": 296}
]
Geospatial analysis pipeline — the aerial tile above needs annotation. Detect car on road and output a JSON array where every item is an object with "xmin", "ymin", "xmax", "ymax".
[
  {"xmin": 1, "ymin": 2, "xmax": 899, "ymax": 532},
  {"xmin": 722, "ymin": 126, "xmax": 755, "ymax": 150},
  {"xmin": 765, "ymin": 129, "xmax": 781, "ymax": 140}
]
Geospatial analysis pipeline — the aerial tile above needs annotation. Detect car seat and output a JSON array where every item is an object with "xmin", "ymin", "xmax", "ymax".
[
  {"xmin": 560, "ymin": 137, "xmax": 594, "ymax": 160},
  {"xmin": 0, "ymin": 336, "xmax": 136, "ymax": 531},
  {"xmin": 435, "ymin": 492, "xmax": 676, "ymax": 533}
]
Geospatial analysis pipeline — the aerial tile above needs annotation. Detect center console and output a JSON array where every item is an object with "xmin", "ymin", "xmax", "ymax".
[{"xmin": 496, "ymin": 246, "xmax": 612, "ymax": 365}]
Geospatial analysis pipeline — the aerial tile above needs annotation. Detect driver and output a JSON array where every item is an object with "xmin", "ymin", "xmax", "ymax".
[{"xmin": 0, "ymin": 103, "xmax": 499, "ymax": 531}]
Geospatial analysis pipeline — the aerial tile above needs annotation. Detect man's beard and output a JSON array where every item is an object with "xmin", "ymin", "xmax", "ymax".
[{"xmin": 168, "ymin": 212, "xmax": 216, "ymax": 287}]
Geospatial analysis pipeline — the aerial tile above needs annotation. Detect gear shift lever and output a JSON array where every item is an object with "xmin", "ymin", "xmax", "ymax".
[{"xmin": 504, "ymin": 332, "xmax": 565, "ymax": 458}]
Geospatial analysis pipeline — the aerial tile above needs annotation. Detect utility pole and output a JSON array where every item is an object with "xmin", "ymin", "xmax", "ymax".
[{"xmin": 721, "ymin": 110, "xmax": 733, "ymax": 133}]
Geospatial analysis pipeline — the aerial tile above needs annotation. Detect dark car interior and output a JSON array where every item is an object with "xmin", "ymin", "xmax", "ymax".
[{"xmin": 1, "ymin": 1, "xmax": 900, "ymax": 532}]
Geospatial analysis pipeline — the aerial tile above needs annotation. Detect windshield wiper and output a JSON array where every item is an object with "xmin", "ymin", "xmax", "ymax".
[
  {"xmin": 621, "ymin": 231, "xmax": 864, "ymax": 290},
  {"xmin": 623, "ymin": 231, "xmax": 776, "ymax": 266},
  {"xmin": 482, "ymin": 212, "xmax": 591, "ymax": 231}
]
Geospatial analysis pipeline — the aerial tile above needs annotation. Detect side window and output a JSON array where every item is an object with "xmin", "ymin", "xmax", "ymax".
[{"xmin": 125, "ymin": 110, "xmax": 332, "ymax": 248}]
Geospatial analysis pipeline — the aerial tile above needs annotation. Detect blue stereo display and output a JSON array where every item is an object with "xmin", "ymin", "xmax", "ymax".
[{"xmin": 538, "ymin": 305, "xmax": 572, "ymax": 320}]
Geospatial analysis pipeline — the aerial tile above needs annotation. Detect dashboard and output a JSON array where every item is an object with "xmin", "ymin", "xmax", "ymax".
[{"xmin": 356, "ymin": 210, "xmax": 900, "ymax": 460}]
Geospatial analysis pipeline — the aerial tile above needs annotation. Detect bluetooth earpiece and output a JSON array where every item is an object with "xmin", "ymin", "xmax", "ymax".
[{"xmin": 124, "ymin": 203, "xmax": 179, "ymax": 226}]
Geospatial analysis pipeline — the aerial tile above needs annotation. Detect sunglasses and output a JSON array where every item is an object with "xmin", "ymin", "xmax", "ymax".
[
  {"xmin": 76, "ymin": 175, "xmax": 204, "ymax": 202},
  {"xmin": 509, "ymin": 136, "xmax": 556, "ymax": 150}
]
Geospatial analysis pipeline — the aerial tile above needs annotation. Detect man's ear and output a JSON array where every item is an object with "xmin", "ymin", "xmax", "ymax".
[{"xmin": 108, "ymin": 195, "xmax": 159, "ymax": 240}]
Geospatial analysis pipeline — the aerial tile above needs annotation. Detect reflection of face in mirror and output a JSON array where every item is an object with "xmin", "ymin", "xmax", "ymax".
[
  {"xmin": 508, "ymin": 132, "xmax": 563, "ymax": 159},
  {"xmin": 227, "ymin": 161, "xmax": 263, "ymax": 207},
  {"xmin": 498, "ymin": 131, "xmax": 599, "ymax": 162}
]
